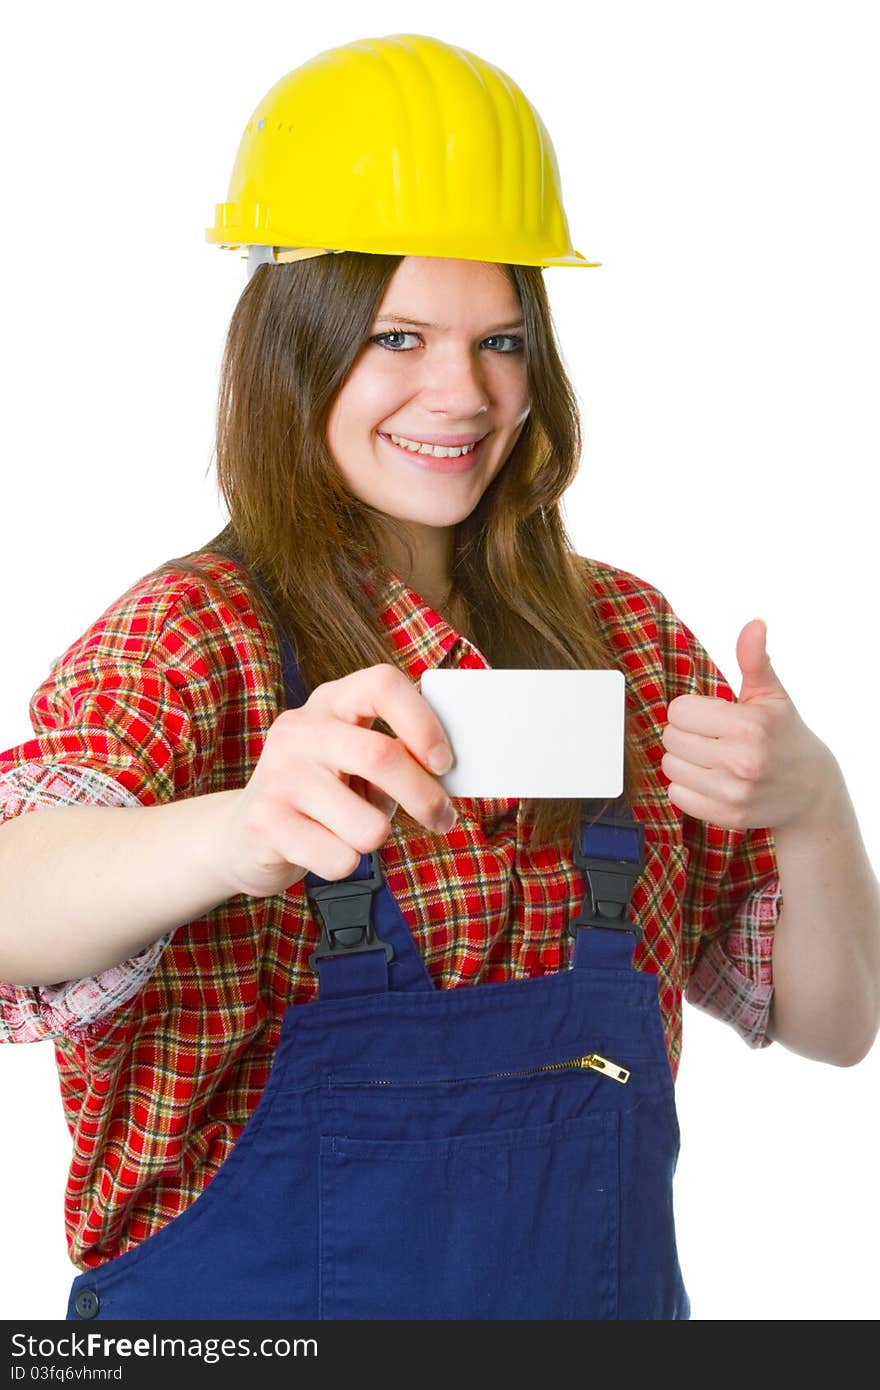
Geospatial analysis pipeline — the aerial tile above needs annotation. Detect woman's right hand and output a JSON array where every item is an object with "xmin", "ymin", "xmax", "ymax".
[{"xmin": 216, "ymin": 663, "xmax": 458, "ymax": 898}]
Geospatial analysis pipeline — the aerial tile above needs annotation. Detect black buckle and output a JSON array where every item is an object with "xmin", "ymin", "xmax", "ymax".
[
  {"xmin": 307, "ymin": 851, "xmax": 393, "ymax": 970},
  {"xmin": 569, "ymin": 817, "xmax": 645, "ymax": 939}
]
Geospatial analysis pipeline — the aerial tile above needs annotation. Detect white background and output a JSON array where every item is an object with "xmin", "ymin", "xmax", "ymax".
[{"xmin": 1, "ymin": 0, "xmax": 878, "ymax": 1322}]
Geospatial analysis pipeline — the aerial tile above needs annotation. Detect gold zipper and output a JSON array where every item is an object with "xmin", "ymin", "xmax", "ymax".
[
  {"xmin": 503, "ymin": 1053, "xmax": 630, "ymax": 1085},
  {"xmin": 361, "ymin": 1052, "xmax": 630, "ymax": 1087}
]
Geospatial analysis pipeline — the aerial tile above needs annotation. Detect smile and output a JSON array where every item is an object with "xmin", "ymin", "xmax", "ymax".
[{"xmin": 379, "ymin": 432, "xmax": 485, "ymax": 473}]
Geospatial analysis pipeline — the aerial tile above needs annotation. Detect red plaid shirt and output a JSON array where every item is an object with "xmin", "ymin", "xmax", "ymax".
[{"xmin": 0, "ymin": 552, "xmax": 781, "ymax": 1269}]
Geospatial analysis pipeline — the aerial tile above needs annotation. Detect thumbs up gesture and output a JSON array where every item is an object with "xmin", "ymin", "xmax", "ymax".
[{"xmin": 661, "ymin": 619, "xmax": 834, "ymax": 832}]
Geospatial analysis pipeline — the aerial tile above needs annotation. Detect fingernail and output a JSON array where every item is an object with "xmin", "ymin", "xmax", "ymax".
[
  {"xmin": 436, "ymin": 801, "xmax": 458, "ymax": 833},
  {"xmin": 427, "ymin": 743, "xmax": 454, "ymax": 774}
]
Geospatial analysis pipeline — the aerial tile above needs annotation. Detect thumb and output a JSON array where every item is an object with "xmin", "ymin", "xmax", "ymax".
[{"xmin": 736, "ymin": 618, "xmax": 786, "ymax": 701}]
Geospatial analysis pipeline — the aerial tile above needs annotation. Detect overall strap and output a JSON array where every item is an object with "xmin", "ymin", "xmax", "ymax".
[
  {"xmin": 569, "ymin": 800, "xmax": 646, "ymax": 972},
  {"xmin": 306, "ymin": 848, "xmax": 437, "ymax": 998}
]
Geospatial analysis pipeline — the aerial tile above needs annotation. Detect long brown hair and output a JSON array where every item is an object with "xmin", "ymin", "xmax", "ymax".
[{"xmin": 152, "ymin": 252, "xmax": 654, "ymax": 848}]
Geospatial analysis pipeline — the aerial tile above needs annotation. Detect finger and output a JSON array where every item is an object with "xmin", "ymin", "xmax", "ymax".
[
  {"xmin": 661, "ymin": 722, "xmax": 723, "ymax": 770},
  {"xmin": 285, "ymin": 763, "xmax": 396, "ymax": 852},
  {"xmin": 662, "ymin": 751, "xmax": 742, "ymax": 805},
  {"xmin": 667, "ymin": 693, "xmax": 743, "ymax": 737},
  {"xmin": 272, "ymin": 804, "xmax": 364, "ymax": 883},
  {"xmin": 363, "ymin": 780, "xmax": 398, "ymax": 821},
  {"xmin": 310, "ymin": 719, "xmax": 455, "ymax": 833},
  {"xmin": 665, "ymin": 780, "xmax": 748, "ymax": 831},
  {"xmin": 317, "ymin": 664, "xmax": 454, "ymax": 775}
]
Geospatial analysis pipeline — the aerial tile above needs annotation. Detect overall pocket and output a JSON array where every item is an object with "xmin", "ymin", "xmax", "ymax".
[{"xmin": 319, "ymin": 1107, "xmax": 619, "ymax": 1320}]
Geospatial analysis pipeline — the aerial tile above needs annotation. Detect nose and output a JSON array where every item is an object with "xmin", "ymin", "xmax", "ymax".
[{"xmin": 419, "ymin": 346, "xmax": 492, "ymax": 421}]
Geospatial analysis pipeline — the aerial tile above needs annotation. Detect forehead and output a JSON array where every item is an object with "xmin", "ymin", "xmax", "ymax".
[{"xmin": 378, "ymin": 256, "xmax": 520, "ymax": 317}]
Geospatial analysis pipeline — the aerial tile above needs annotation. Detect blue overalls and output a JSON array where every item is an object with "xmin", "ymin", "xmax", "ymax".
[{"xmin": 67, "ymin": 608, "xmax": 690, "ymax": 1321}]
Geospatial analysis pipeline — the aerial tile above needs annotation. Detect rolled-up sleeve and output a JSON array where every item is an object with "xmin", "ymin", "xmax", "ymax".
[
  {"xmin": 0, "ymin": 579, "xmax": 230, "ymax": 1044},
  {"xmin": 683, "ymin": 825, "xmax": 781, "ymax": 1049},
  {"xmin": 0, "ymin": 763, "xmax": 174, "ymax": 1044},
  {"xmin": 653, "ymin": 591, "xmax": 783, "ymax": 1050}
]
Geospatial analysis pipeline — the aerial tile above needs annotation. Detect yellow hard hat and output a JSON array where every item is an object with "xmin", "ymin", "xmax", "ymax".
[{"xmin": 206, "ymin": 33, "xmax": 600, "ymax": 273}]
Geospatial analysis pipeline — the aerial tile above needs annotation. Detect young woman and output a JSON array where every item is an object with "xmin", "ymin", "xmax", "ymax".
[{"xmin": 1, "ymin": 32, "xmax": 877, "ymax": 1323}]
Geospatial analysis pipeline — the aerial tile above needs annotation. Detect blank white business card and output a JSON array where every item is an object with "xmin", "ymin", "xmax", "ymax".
[{"xmin": 419, "ymin": 668, "xmax": 625, "ymax": 798}]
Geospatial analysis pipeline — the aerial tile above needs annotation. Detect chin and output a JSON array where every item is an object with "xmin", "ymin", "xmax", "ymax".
[{"xmin": 401, "ymin": 505, "xmax": 476, "ymax": 528}]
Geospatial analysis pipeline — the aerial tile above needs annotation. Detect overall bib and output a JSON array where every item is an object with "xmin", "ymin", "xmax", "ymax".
[{"xmin": 67, "ymin": 608, "xmax": 691, "ymax": 1322}]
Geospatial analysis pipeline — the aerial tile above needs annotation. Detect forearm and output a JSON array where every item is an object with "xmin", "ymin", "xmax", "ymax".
[
  {"xmin": 768, "ymin": 749, "xmax": 880, "ymax": 1066},
  {"xmin": 0, "ymin": 790, "xmax": 242, "ymax": 986}
]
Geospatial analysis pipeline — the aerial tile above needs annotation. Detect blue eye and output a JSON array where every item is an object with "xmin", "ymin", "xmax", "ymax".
[
  {"xmin": 482, "ymin": 335, "xmax": 524, "ymax": 353},
  {"xmin": 371, "ymin": 330, "xmax": 420, "ymax": 351},
  {"xmin": 369, "ymin": 329, "xmax": 524, "ymax": 353}
]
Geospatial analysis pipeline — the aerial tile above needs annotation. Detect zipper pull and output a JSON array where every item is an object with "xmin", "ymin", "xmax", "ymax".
[{"xmin": 581, "ymin": 1053, "xmax": 630, "ymax": 1084}]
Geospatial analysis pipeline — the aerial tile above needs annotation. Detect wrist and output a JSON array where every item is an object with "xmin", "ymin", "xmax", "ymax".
[
  {"xmin": 776, "ymin": 742, "xmax": 848, "ymax": 842},
  {"xmin": 200, "ymin": 788, "xmax": 249, "ymax": 898}
]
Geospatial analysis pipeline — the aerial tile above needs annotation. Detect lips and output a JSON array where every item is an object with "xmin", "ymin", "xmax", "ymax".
[{"xmin": 379, "ymin": 432, "xmax": 485, "ymax": 473}]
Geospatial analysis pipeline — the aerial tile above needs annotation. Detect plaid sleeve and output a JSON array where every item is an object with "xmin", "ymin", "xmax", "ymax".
[
  {"xmin": 653, "ymin": 590, "xmax": 783, "ymax": 1050},
  {"xmin": 0, "ymin": 577, "xmax": 235, "ymax": 1044}
]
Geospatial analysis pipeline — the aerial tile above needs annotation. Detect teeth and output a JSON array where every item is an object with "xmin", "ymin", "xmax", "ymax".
[{"xmin": 389, "ymin": 433, "xmax": 477, "ymax": 458}]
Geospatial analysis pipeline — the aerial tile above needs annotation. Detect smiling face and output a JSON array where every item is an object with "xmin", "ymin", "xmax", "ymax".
[{"xmin": 325, "ymin": 256, "xmax": 531, "ymax": 594}]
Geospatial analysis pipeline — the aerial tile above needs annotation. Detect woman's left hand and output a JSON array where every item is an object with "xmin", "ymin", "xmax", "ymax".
[{"xmin": 661, "ymin": 618, "xmax": 836, "ymax": 833}]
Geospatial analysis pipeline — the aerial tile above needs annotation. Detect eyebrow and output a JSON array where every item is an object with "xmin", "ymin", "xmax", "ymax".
[{"xmin": 374, "ymin": 314, "xmax": 525, "ymax": 332}]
